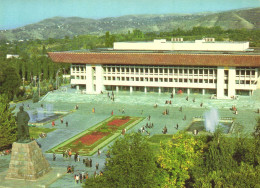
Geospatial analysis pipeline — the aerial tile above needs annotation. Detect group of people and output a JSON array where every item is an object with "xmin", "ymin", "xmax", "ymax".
[
  {"xmin": 74, "ymin": 172, "xmax": 88, "ymax": 184},
  {"xmin": 231, "ymin": 105, "xmax": 238, "ymax": 115},
  {"xmin": 165, "ymin": 100, "xmax": 172, "ymax": 105},
  {"xmin": 51, "ymin": 118, "xmax": 68, "ymax": 127},
  {"xmin": 83, "ymin": 158, "xmax": 93, "ymax": 167},
  {"xmin": 107, "ymin": 91, "xmax": 115, "ymax": 101},
  {"xmin": 63, "ymin": 149, "xmax": 72, "ymax": 159},
  {"xmin": 163, "ymin": 109, "xmax": 170, "ymax": 115}
]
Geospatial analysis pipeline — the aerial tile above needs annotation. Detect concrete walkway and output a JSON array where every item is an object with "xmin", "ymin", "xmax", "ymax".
[{"xmin": 1, "ymin": 87, "xmax": 259, "ymax": 187}]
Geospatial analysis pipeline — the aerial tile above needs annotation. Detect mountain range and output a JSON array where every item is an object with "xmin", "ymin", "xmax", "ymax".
[{"xmin": 0, "ymin": 7, "xmax": 259, "ymax": 41}]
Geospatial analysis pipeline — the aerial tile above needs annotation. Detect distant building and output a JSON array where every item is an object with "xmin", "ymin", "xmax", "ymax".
[
  {"xmin": 48, "ymin": 38, "xmax": 260, "ymax": 99},
  {"xmin": 6, "ymin": 54, "xmax": 19, "ymax": 59}
]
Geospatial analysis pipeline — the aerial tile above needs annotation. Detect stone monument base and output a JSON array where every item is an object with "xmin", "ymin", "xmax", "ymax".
[{"xmin": 5, "ymin": 140, "xmax": 51, "ymax": 180}]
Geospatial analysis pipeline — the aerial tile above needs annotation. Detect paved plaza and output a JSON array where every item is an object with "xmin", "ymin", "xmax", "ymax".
[{"xmin": 1, "ymin": 86, "xmax": 260, "ymax": 188}]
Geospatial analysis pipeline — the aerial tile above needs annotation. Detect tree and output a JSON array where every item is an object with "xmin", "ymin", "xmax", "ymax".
[
  {"xmin": 0, "ymin": 65, "xmax": 21, "ymax": 100},
  {"xmin": 157, "ymin": 132, "xmax": 204, "ymax": 187},
  {"xmin": 32, "ymin": 91, "xmax": 39, "ymax": 103},
  {"xmin": 0, "ymin": 94, "xmax": 17, "ymax": 150},
  {"xmin": 85, "ymin": 133, "xmax": 159, "ymax": 187}
]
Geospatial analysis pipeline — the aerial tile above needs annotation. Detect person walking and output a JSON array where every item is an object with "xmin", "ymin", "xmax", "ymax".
[
  {"xmin": 52, "ymin": 121, "xmax": 55, "ymax": 127},
  {"xmin": 96, "ymin": 162, "xmax": 99, "ymax": 170},
  {"xmin": 66, "ymin": 121, "xmax": 68, "ymax": 127},
  {"xmin": 74, "ymin": 152, "xmax": 78, "ymax": 162},
  {"xmin": 75, "ymin": 174, "xmax": 79, "ymax": 184},
  {"xmin": 53, "ymin": 153, "xmax": 56, "ymax": 161},
  {"xmin": 60, "ymin": 118, "xmax": 63, "ymax": 124}
]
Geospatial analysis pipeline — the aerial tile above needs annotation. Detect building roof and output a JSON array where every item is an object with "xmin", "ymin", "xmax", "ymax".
[{"xmin": 48, "ymin": 52, "xmax": 260, "ymax": 67}]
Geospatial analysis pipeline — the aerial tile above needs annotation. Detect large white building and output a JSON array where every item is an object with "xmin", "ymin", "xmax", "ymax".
[{"xmin": 49, "ymin": 38, "xmax": 260, "ymax": 99}]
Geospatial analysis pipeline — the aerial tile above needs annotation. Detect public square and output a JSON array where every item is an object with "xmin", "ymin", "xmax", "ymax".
[{"xmin": 1, "ymin": 86, "xmax": 260, "ymax": 188}]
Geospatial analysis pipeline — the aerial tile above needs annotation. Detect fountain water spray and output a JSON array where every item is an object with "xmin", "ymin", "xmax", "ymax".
[{"xmin": 204, "ymin": 108, "xmax": 219, "ymax": 132}]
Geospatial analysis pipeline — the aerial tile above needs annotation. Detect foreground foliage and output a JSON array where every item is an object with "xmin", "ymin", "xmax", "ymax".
[
  {"xmin": 0, "ymin": 95, "xmax": 17, "ymax": 150},
  {"xmin": 85, "ymin": 133, "xmax": 159, "ymax": 187}
]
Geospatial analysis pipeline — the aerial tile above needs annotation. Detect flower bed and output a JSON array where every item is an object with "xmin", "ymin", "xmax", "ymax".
[
  {"xmin": 47, "ymin": 116, "xmax": 144, "ymax": 156},
  {"xmin": 74, "ymin": 132, "xmax": 109, "ymax": 146},
  {"xmin": 107, "ymin": 118, "xmax": 130, "ymax": 127}
]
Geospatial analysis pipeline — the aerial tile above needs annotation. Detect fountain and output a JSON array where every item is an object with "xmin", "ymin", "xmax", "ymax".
[
  {"xmin": 204, "ymin": 108, "xmax": 219, "ymax": 132},
  {"xmin": 187, "ymin": 108, "xmax": 234, "ymax": 134},
  {"xmin": 27, "ymin": 104, "xmax": 68, "ymax": 125}
]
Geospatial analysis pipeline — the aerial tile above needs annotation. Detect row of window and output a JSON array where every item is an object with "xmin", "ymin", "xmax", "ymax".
[
  {"xmin": 104, "ymin": 67, "xmax": 217, "ymax": 75},
  {"xmin": 104, "ymin": 76, "xmax": 217, "ymax": 83}
]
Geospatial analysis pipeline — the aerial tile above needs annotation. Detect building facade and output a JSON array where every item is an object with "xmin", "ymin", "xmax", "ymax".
[{"xmin": 49, "ymin": 39, "xmax": 260, "ymax": 99}]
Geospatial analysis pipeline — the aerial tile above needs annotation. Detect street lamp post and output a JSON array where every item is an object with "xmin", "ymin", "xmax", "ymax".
[
  {"xmin": 39, "ymin": 73, "xmax": 43, "ymax": 97},
  {"xmin": 56, "ymin": 68, "xmax": 66, "ymax": 90},
  {"xmin": 22, "ymin": 77, "xmax": 25, "ymax": 87},
  {"xmin": 56, "ymin": 69, "xmax": 60, "ymax": 90}
]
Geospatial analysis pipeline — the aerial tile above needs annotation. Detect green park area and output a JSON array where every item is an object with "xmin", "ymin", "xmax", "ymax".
[{"xmin": 29, "ymin": 127, "xmax": 56, "ymax": 139}]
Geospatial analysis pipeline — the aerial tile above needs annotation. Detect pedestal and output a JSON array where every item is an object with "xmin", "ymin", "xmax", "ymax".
[{"xmin": 5, "ymin": 140, "xmax": 51, "ymax": 181}]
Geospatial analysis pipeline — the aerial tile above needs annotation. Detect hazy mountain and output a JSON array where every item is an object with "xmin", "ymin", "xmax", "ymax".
[{"xmin": 0, "ymin": 7, "xmax": 259, "ymax": 41}]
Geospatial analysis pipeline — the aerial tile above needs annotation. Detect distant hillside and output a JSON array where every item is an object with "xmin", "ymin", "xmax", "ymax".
[{"xmin": 0, "ymin": 7, "xmax": 259, "ymax": 41}]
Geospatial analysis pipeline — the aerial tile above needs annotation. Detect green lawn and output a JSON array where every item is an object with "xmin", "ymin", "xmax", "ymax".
[
  {"xmin": 148, "ymin": 134, "xmax": 173, "ymax": 155},
  {"xmin": 29, "ymin": 127, "xmax": 56, "ymax": 139}
]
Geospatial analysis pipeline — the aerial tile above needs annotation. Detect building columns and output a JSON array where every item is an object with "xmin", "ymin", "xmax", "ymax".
[
  {"xmin": 202, "ymin": 89, "xmax": 205, "ymax": 95},
  {"xmin": 217, "ymin": 67, "xmax": 224, "ymax": 98},
  {"xmin": 116, "ymin": 86, "xmax": 119, "ymax": 92},
  {"xmin": 86, "ymin": 65, "xmax": 93, "ymax": 93},
  {"xmin": 95, "ymin": 64, "xmax": 104, "ymax": 94},
  {"xmin": 130, "ymin": 86, "xmax": 133, "ymax": 93},
  {"xmin": 144, "ymin": 87, "xmax": 147, "ymax": 93},
  {"xmin": 158, "ymin": 87, "xmax": 161, "ymax": 93},
  {"xmin": 187, "ymin": 88, "xmax": 190, "ymax": 95},
  {"xmin": 228, "ymin": 67, "xmax": 236, "ymax": 98}
]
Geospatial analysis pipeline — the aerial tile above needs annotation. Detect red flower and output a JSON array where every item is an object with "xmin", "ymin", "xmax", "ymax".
[
  {"xmin": 107, "ymin": 118, "xmax": 130, "ymax": 127},
  {"xmin": 74, "ymin": 132, "xmax": 108, "ymax": 146}
]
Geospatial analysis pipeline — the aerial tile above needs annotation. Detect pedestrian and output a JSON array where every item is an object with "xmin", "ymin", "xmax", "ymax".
[
  {"xmin": 53, "ymin": 153, "xmax": 56, "ymax": 161},
  {"xmin": 41, "ymin": 104, "xmax": 43, "ymax": 108},
  {"xmin": 183, "ymin": 115, "xmax": 186, "ymax": 121},
  {"xmin": 111, "ymin": 110, "xmax": 113, "ymax": 116},
  {"xmin": 92, "ymin": 108, "xmax": 95, "ymax": 113},
  {"xmin": 74, "ymin": 153, "xmax": 78, "ymax": 162},
  {"xmin": 94, "ymin": 171, "xmax": 97, "ymax": 178},
  {"xmin": 179, "ymin": 106, "xmax": 182, "ymax": 112},
  {"xmin": 96, "ymin": 162, "xmax": 99, "ymax": 170},
  {"xmin": 68, "ymin": 150, "xmax": 72, "ymax": 158},
  {"xmin": 76, "ymin": 174, "xmax": 79, "ymax": 184},
  {"xmin": 89, "ymin": 159, "xmax": 92, "ymax": 167},
  {"xmin": 71, "ymin": 165, "xmax": 74, "ymax": 173},
  {"xmin": 66, "ymin": 121, "xmax": 68, "ymax": 127},
  {"xmin": 67, "ymin": 166, "xmax": 72, "ymax": 173},
  {"xmin": 80, "ymin": 173, "xmax": 83, "ymax": 183},
  {"xmin": 62, "ymin": 151, "xmax": 65, "ymax": 158},
  {"xmin": 60, "ymin": 118, "xmax": 63, "ymax": 124},
  {"xmin": 176, "ymin": 123, "xmax": 179, "ymax": 130},
  {"xmin": 122, "ymin": 108, "xmax": 125, "ymax": 114},
  {"xmin": 97, "ymin": 148, "xmax": 101, "ymax": 156},
  {"xmin": 200, "ymin": 102, "xmax": 203, "ymax": 107},
  {"xmin": 193, "ymin": 98, "xmax": 195, "ymax": 103},
  {"xmin": 148, "ymin": 115, "xmax": 151, "ymax": 121},
  {"xmin": 77, "ymin": 154, "xmax": 80, "ymax": 162},
  {"xmin": 52, "ymin": 121, "xmax": 55, "ymax": 127},
  {"xmin": 186, "ymin": 96, "xmax": 189, "ymax": 101}
]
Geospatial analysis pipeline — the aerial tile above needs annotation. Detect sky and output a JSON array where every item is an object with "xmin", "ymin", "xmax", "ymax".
[{"xmin": 0, "ymin": 0, "xmax": 259, "ymax": 30}]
